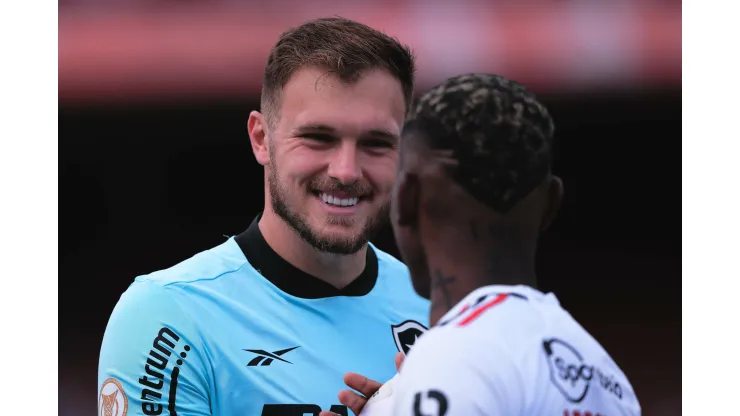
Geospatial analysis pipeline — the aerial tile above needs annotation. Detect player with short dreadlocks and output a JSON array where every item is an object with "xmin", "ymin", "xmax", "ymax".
[{"xmin": 342, "ymin": 74, "xmax": 642, "ymax": 416}]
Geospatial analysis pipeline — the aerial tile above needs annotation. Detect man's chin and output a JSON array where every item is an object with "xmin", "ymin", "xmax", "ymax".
[{"xmin": 310, "ymin": 232, "xmax": 368, "ymax": 255}]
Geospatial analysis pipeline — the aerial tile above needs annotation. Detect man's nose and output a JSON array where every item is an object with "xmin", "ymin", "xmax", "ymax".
[{"xmin": 327, "ymin": 143, "xmax": 362, "ymax": 185}]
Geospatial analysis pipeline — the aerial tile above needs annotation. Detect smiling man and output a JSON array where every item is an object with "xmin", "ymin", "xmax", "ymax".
[
  {"xmin": 98, "ymin": 17, "xmax": 428, "ymax": 416},
  {"xmin": 255, "ymin": 64, "xmax": 405, "ymax": 265}
]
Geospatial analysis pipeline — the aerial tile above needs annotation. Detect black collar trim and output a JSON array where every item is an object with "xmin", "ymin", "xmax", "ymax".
[{"xmin": 234, "ymin": 214, "xmax": 379, "ymax": 299}]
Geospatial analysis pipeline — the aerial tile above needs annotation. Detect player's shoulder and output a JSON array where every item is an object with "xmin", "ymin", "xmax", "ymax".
[
  {"xmin": 106, "ymin": 239, "xmax": 250, "ymax": 333},
  {"xmin": 432, "ymin": 285, "xmax": 560, "ymax": 348},
  {"xmin": 135, "ymin": 237, "xmax": 249, "ymax": 288},
  {"xmin": 440, "ymin": 285, "xmax": 547, "ymax": 325},
  {"xmin": 404, "ymin": 285, "xmax": 565, "ymax": 382},
  {"xmin": 406, "ymin": 286, "xmax": 642, "ymax": 415}
]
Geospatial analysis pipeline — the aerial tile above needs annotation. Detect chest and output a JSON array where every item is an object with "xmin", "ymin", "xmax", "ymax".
[{"xmin": 201, "ymin": 296, "xmax": 426, "ymax": 415}]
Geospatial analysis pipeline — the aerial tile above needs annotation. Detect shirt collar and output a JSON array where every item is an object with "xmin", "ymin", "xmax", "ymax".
[
  {"xmin": 234, "ymin": 214, "xmax": 379, "ymax": 299},
  {"xmin": 437, "ymin": 284, "xmax": 554, "ymax": 326}
]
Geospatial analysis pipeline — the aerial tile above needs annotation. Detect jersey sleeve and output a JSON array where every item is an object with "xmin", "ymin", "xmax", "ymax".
[
  {"xmin": 392, "ymin": 328, "xmax": 524, "ymax": 416},
  {"xmin": 98, "ymin": 280, "xmax": 213, "ymax": 416}
]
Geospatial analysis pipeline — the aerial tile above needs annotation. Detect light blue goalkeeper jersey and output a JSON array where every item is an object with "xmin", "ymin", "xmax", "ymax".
[{"xmin": 98, "ymin": 216, "xmax": 429, "ymax": 416}]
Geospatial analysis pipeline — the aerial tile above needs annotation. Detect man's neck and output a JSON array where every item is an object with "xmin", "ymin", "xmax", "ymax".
[
  {"xmin": 258, "ymin": 209, "xmax": 367, "ymax": 289},
  {"xmin": 426, "ymin": 247, "xmax": 537, "ymax": 326}
]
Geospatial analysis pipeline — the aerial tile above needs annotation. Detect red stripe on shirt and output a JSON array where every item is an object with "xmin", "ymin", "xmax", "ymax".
[{"xmin": 457, "ymin": 294, "xmax": 509, "ymax": 327}]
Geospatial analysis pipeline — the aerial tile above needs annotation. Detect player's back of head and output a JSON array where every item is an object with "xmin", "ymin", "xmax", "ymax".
[
  {"xmin": 261, "ymin": 17, "xmax": 416, "ymax": 127},
  {"xmin": 391, "ymin": 73, "xmax": 564, "ymax": 295},
  {"xmin": 397, "ymin": 73, "xmax": 563, "ymax": 232},
  {"xmin": 404, "ymin": 73, "xmax": 557, "ymax": 215}
]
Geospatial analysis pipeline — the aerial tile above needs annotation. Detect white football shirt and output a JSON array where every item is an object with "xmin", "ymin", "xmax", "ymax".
[{"xmin": 389, "ymin": 284, "xmax": 641, "ymax": 416}]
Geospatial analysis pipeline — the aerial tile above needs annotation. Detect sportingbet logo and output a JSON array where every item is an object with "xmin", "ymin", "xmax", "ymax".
[
  {"xmin": 543, "ymin": 338, "xmax": 623, "ymax": 403},
  {"xmin": 244, "ymin": 346, "xmax": 300, "ymax": 366}
]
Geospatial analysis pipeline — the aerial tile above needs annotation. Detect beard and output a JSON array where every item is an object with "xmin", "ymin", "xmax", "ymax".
[{"xmin": 267, "ymin": 159, "xmax": 389, "ymax": 255}]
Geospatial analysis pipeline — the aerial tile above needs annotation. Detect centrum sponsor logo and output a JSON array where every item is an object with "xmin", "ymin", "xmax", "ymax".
[{"xmin": 138, "ymin": 327, "xmax": 191, "ymax": 415}]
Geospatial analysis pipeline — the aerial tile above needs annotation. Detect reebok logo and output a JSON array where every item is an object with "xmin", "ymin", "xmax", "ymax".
[{"xmin": 244, "ymin": 346, "xmax": 300, "ymax": 366}]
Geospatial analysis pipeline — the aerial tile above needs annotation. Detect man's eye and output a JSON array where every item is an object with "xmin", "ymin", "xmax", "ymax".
[
  {"xmin": 301, "ymin": 134, "xmax": 334, "ymax": 143},
  {"xmin": 364, "ymin": 140, "xmax": 394, "ymax": 149}
]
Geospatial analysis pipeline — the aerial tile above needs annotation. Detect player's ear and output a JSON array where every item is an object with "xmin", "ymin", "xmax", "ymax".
[
  {"xmin": 540, "ymin": 175, "xmax": 564, "ymax": 232},
  {"xmin": 395, "ymin": 172, "xmax": 420, "ymax": 228},
  {"xmin": 248, "ymin": 111, "xmax": 270, "ymax": 166}
]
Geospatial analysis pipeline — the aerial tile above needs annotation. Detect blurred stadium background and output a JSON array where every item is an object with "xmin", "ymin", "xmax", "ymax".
[{"xmin": 59, "ymin": 1, "xmax": 681, "ymax": 415}]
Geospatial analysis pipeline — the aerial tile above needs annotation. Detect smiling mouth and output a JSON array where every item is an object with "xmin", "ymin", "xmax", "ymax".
[{"xmin": 311, "ymin": 191, "xmax": 365, "ymax": 207}]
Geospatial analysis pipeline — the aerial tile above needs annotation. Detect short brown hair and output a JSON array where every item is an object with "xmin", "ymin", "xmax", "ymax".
[{"xmin": 261, "ymin": 17, "xmax": 416, "ymax": 127}]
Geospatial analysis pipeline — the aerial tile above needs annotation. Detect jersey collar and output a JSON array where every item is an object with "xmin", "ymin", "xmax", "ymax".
[
  {"xmin": 437, "ymin": 284, "xmax": 551, "ymax": 327},
  {"xmin": 464, "ymin": 284, "xmax": 548, "ymax": 304},
  {"xmin": 234, "ymin": 214, "xmax": 379, "ymax": 299}
]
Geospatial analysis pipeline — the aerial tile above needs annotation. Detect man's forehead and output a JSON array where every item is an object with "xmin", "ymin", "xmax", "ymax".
[
  {"xmin": 276, "ymin": 67, "xmax": 405, "ymax": 133},
  {"xmin": 281, "ymin": 101, "xmax": 404, "ymax": 138}
]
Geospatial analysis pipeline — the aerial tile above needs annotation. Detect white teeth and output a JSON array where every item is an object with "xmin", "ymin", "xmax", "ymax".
[{"xmin": 320, "ymin": 193, "xmax": 359, "ymax": 207}]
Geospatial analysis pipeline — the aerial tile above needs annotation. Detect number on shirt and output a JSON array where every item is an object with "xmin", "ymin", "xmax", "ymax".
[{"xmin": 413, "ymin": 390, "xmax": 449, "ymax": 416}]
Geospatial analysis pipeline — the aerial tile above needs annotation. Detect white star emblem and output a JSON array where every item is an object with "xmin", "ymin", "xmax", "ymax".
[{"xmin": 404, "ymin": 333, "xmax": 420, "ymax": 351}]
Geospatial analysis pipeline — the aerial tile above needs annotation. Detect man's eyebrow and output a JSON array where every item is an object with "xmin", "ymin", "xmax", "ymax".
[
  {"xmin": 365, "ymin": 129, "xmax": 399, "ymax": 141},
  {"xmin": 291, "ymin": 123, "xmax": 337, "ymax": 136}
]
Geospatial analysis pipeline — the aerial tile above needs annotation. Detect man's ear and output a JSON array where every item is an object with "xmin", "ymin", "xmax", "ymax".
[
  {"xmin": 395, "ymin": 172, "xmax": 421, "ymax": 228},
  {"xmin": 248, "ymin": 111, "xmax": 270, "ymax": 166},
  {"xmin": 540, "ymin": 175, "xmax": 564, "ymax": 232}
]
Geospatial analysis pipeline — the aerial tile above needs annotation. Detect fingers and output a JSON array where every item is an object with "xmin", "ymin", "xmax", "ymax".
[
  {"xmin": 338, "ymin": 388, "xmax": 368, "ymax": 416},
  {"xmin": 336, "ymin": 372, "xmax": 384, "ymax": 415},
  {"xmin": 344, "ymin": 372, "xmax": 382, "ymax": 398},
  {"xmin": 332, "ymin": 356, "xmax": 400, "ymax": 416},
  {"xmin": 395, "ymin": 352, "xmax": 404, "ymax": 372},
  {"xmin": 319, "ymin": 412, "xmax": 341, "ymax": 416}
]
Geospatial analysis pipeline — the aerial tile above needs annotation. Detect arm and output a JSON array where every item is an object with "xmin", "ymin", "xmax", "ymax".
[
  {"xmin": 98, "ymin": 281, "xmax": 213, "ymax": 416},
  {"xmin": 392, "ymin": 329, "xmax": 524, "ymax": 416}
]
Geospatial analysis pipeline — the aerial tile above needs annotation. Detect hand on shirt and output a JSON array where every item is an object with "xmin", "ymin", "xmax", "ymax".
[{"xmin": 320, "ymin": 352, "xmax": 404, "ymax": 416}]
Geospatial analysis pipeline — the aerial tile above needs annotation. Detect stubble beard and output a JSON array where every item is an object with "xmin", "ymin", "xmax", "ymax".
[{"xmin": 267, "ymin": 159, "xmax": 389, "ymax": 255}]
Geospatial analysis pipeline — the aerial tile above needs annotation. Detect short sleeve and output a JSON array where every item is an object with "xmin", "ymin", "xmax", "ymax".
[
  {"xmin": 98, "ymin": 281, "xmax": 212, "ymax": 416},
  {"xmin": 392, "ymin": 328, "xmax": 524, "ymax": 416}
]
